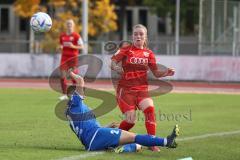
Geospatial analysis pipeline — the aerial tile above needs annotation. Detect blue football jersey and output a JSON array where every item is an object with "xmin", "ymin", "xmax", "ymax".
[{"xmin": 66, "ymin": 91, "xmax": 101, "ymax": 149}]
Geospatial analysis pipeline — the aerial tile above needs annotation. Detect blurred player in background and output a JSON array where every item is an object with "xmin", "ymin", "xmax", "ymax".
[
  {"xmin": 65, "ymin": 69, "xmax": 179, "ymax": 152},
  {"xmin": 59, "ymin": 19, "xmax": 84, "ymax": 100},
  {"xmin": 110, "ymin": 24, "xmax": 175, "ymax": 152}
]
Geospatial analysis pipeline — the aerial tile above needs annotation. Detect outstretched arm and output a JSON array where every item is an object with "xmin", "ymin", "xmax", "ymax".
[
  {"xmin": 148, "ymin": 52, "xmax": 175, "ymax": 78},
  {"xmin": 151, "ymin": 68, "xmax": 175, "ymax": 78},
  {"xmin": 68, "ymin": 37, "xmax": 84, "ymax": 50},
  {"xmin": 68, "ymin": 69, "xmax": 85, "ymax": 96},
  {"xmin": 68, "ymin": 43, "xmax": 84, "ymax": 50}
]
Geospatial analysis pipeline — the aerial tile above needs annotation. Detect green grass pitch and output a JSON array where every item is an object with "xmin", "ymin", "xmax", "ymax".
[{"xmin": 0, "ymin": 88, "xmax": 239, "ymax": 160}]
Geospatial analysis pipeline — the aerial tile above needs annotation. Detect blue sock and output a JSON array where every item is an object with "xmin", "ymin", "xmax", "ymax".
[
  {"xmin": 135, "ymin": 134, "xmax": 167, "ymax": 147},
  {"xmin": 122, "ymin": 143, "xmax": 137, "ymax": 152}
]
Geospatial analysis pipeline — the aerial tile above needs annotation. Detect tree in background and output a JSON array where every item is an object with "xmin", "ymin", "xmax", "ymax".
[
  {"xmin": 111, "ymin": 0, "xmax": 139, "ymax": 40},
  {"xmin": 14, "ymin": 0, "xmax": 117, "ymax": 53},
  {"xmin": 112, "ymin": 0, "xmax": 198, "ymax": 37},
  {"xmin": 14, "ymin": 0, "xmax": 46, "ymax": 17},
  {"xmin": 143, "ymin": 0, "xmax": 198, "ymax": 35}
]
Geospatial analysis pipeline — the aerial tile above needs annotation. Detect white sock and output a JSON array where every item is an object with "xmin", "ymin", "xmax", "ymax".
[{"xmin": 164, "ymin": 138, "xmax": 167, "ymax": 146}]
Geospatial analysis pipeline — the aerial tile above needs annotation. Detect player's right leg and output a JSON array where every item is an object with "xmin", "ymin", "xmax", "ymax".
[
  {"xmin": 59, "ymin": 56, "xmax": 70, "ymax": 100},
  {"xmin": 119, "ymin": 124, "xmax": 180, "ymax": 148},
  {"xmin": 114, "ymin": 143, "xmax": 142, "ymax": 153},
  {"xmin": 119, "ymin": 110, "xmax": 136, "ymax": 130},
  {"xmin": 117, "ymin": 87, "xmax": 137, "ymax": 131}
]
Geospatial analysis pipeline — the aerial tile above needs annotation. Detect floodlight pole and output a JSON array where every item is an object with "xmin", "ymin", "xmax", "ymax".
[
  {"xmin": 175, "ymin": 0, "xmax": 180, "ymax": 55},
  {"xmin": 198, "ymin": 0, "xmax": 204, "ymax": 55},
  {"xmin": 82, "ymin": 0, "xmax": 88, "ymax": 54},
  {"xmin": 211, "ymin": 0, "xmax": 215, "ymax": 54},
  {"xmin": 29, "ymin": 28, "xmax": 35, "ymax": 54},
  {"xmin": 223, "ymin": 0, "xmax": 228, "ymax": 42},
  {"xmin": 233, "ymin": 7, "xmax": 237, "ymax": 56}
]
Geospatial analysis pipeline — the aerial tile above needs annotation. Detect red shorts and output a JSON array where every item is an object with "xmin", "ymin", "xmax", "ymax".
[
  {"xmin": 60, "ymin": 56, "xmax": 78, "ymax": 70},
  {"xmin": 116, "ymin": 87, "xmax": 150, "ymax": 113}
]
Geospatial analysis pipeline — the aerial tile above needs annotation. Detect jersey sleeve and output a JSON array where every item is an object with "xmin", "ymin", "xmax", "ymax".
[
  {"xmin": 74, "ymin": 33, "xmax": 83, "ymax": 46},
  {"xmin": 69, "ymin": 91, "xmax": 84, "ymax": 107},
  {"xmin": 148, "ymin": 51, "xmax": 158, "ymax": 71},
  {"xmin": 111, "ymin": 48, "xmax": 127, "ymax": 63},
  {"xmin": 77, "ymin": 36, "xmax": 83, "ymax": 46}
]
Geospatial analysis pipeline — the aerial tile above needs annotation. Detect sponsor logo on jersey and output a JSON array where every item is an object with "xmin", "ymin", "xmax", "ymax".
[
  {"xmin": 62, "ymin": 37, "xmax": 67, "ymax": 41},
  {"xmin": 63, "ymin": 42, "xmax": 72, "ymax": 46},
  {"xmin": 129, "ymin": 57, "xmax": 148, "ymax": 65},
  {"xmin": 143, "ymin": 51, "xmax": 149, "ymax": 57}
]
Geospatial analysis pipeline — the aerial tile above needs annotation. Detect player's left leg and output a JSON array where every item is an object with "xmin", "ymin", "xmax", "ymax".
[
  {"xmin": 138, "ymin": 98, "xmax": 156, "ymax": 135},
  {"xmin": 119, "ymin": 125, "xmax": 180, "ymax": 148},
  {"xmin": 59, "ymin": 56, "xmax": 70, "ymax": 100},
  {"xmin": 88, "ymin": 125, "xmax": 179, "ymax": 151},
  {"xmin": 138, "ymin": 95, "xmax": 160, "ymax": 152},
  {"xmin": 65, "ymin": 56, "xmax": 79, "ymax": 85}
]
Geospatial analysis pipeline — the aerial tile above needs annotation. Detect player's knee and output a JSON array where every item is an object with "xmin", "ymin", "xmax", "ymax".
[
  {"xmin": 119, "ymin": 130, "xmax": 136, "ymax": 145},
  {"xmin": 126, "ymin": 119, "xmax": 135, "ymax": 124},
  {"xmin": 126, "ymin": 116, "xmax": 136, "ymax": 124},
  {"xmin": 125, "ymin": 111, "xmax": 136, "ymax": 124},
  {"xmin": 139, "ymin": 98, "xmax": 154, "ymax": 111},
  {"xmin": 128, "ymin": 132, "xmax": 136, "ymax": 141}
]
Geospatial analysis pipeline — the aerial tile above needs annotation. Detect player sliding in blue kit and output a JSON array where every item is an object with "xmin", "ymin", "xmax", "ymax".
[{"xmin": 65, "ymin": 69, "xmax": 180, "ymax": 153}]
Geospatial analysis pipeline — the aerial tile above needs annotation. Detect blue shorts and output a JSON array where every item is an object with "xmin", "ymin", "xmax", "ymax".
[{"xmin": 87, "ymin": 128, "xmax": 122, "ymax": 151}]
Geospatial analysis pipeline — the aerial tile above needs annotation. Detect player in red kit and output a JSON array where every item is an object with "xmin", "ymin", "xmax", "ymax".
[
  {"xmin": 111, "ymin": 24, "xmax": 175, "ymax": 152},
  {"xmin": 59, "ymin": 19, "xmax": 84, "ymax": 100}
]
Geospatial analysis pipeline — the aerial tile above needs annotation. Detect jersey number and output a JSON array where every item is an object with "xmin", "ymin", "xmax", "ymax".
[{"xmin": 110, "ymin": 130, "xmax": 119, "ymax": 135}]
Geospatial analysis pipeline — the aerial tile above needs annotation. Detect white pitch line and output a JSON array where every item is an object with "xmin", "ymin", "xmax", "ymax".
[
  {"xmin": 55, "ymin": 130, "xmax": 240, "ymax": 160},
  {"xmin": 55, "ymin": 151, "xmax": 104, "ymax": 160},
  {"xmin": 178, "ymin": 130, "xmax": 240, "ymax": 141}
]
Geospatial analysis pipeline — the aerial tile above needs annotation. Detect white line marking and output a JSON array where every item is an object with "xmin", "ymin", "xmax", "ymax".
[
  {"xmin": 55, "ymin": 130, "xmax": 240, "ymax": 160},
  {"xmin": 178, "ymin": 130, "xmax": 240, "ymax": 141},
  {"xmin": 55, "ymin": 151, "xmax": 104, "ymax": 160}
]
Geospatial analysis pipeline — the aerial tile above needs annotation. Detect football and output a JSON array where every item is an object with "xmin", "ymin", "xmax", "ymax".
[{"xmin": 30, "ymin": 12, "xmax": 52, "ymax": 33}]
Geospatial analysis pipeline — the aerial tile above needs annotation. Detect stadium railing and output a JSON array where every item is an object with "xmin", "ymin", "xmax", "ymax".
[{"xmin": 0, "ymin": 40, "xmax": 239, "ymax": 56}]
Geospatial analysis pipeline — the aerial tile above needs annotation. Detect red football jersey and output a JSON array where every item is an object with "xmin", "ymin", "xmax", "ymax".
[
  {"xmin": 60, "ymin": 32, "xmax": 83, "ymax": 57},
  {"xmin": 111, "ymin": 45, "xmax": 158, "ymax": 90}
]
